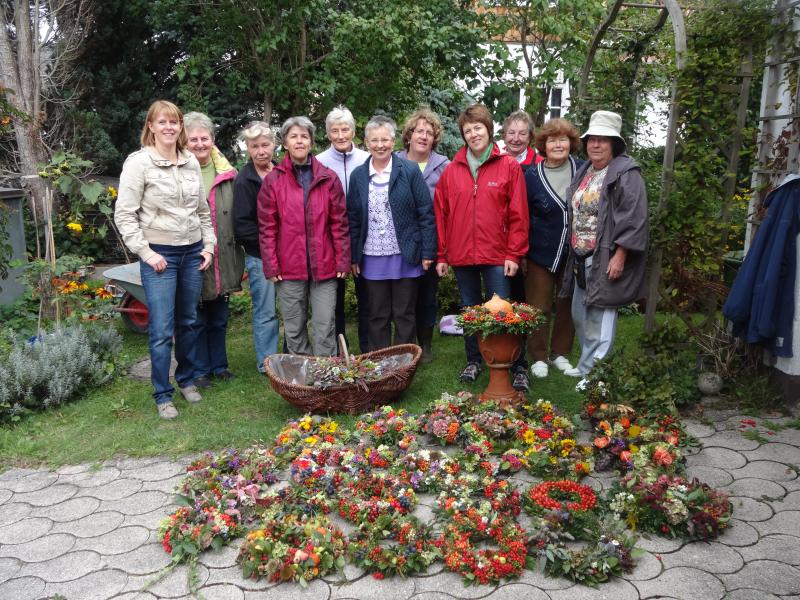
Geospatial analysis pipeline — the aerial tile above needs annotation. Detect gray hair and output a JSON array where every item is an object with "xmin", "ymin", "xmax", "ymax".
[
  {"xmin": 183, "ymin": 111, "xmax": 215, "ymax": 139},
  {"xmin": 364, "ymin": 115, "xmax": 396, "ymax": 140},
  {"xmin": 325, "ymin": 105, "xmax": 356, "ymax": 133},
  {"xmin": 239, "ymin": 120, "xmax": 276, "ymax": 144},
  {"xmin": 502, "ymin": 110, "xmax": 535, "ymax": 137},
  {"xmin": 280, "ymin": 116, "xmax": 315, "ymax": 141}
]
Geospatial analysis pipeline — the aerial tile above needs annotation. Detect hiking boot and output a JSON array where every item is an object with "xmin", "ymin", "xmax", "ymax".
[
  {"xmin": 179, "ymin": 385, "xmax": 202, "ymax": 403},
  {"xmin": 157, "ymin": 402, "xmax": 178, "ymax": 420},
  {"xmin": 459, "ymin": 362, "xmax": 482, "ymax": 383},
  {"xmin": 193, "ymin": 376, "xmax": 213, "ymax": 389},
  {"xmin": 213, "ymin": 369, "xmax": 236, "ymax": 381},
  {"xmin": 512, "ymin": 369, "xmax": 530, "ymax": 393}
]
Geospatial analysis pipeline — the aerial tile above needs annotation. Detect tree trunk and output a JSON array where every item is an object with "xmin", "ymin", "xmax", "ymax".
[{"xmin": 0, "ymin": 1, "xmax": 49, "ymax": 216}]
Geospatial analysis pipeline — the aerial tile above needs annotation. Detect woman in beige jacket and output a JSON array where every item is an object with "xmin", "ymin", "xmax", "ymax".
[{"xmin": 114, "ymin": 100, "xmax": 216, "ymax": 419}]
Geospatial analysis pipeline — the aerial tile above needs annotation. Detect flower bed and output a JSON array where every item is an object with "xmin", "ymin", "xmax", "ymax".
[{"xmin": 159, "ymin": 391, "xmax": 732, "ymax": 588}]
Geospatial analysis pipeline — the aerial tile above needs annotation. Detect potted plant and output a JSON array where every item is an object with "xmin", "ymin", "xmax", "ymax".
[{"xmin": 457, "ymin": 295, "xmax": 542, "ymax": 405}]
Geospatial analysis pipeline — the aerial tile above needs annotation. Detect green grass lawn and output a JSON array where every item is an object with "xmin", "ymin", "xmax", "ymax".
[{"xmin": 0, "ymin": 313, "xmax": 645, "ymax": 467}]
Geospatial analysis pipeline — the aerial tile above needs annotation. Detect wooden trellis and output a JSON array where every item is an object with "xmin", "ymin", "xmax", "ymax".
[{"xmin": 576, "ymin": 0, "xmax": 686, "ymax": 331}]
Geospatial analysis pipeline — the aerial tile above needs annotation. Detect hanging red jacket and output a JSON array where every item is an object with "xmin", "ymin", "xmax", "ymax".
[{"xmin": 434, "ymin": 144, "xmax": 529, "ymax": 267}]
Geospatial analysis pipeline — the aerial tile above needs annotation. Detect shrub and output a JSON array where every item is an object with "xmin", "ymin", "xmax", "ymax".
[
  {"xmin": 0, "ymin": 324, "xmax": 122, "ymax": 423},
  {"xmin": 583, "ymin": 321, "xmax": 700, "ymax": 416}
]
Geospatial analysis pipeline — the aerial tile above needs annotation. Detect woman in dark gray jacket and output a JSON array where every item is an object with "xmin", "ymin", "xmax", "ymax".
[
  {"xmin": 347, "ymin": 115, "xmax": 437, "ymax": 350},
  {"xmin": 561, "ymin": 111, "xmax": 648, "ymax": 382}
]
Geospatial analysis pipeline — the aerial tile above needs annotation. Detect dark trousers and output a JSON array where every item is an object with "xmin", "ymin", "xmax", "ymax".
[
  {"xmin": 195, "ymin": 295, "xmax": 230, "ymax": 377},
  {"xmin": 415, "ymin": 267, "xmax": 440, "ymax": 330},
  {"xmin": 364, "ymin": 277, "xmax": 419, "ymax": 350},
  {"xmin": 335, "ymin": 277, "xmax": 371, "ymax": 353},
  {"xmin": 524, "ymin": 259, "xmax": 574, "ymax": 361},
  {"xmin": 509, "ymin": 268, "xmax": 529, "ymax": 370}
]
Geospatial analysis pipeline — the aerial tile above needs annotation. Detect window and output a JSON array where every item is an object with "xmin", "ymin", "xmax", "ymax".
[{"xmin": 549, "ymin": 88, "xmax": 563, "ymax": 119}]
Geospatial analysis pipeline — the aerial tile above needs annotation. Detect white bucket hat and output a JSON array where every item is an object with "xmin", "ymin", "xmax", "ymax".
[{"xmin": 580, "ymin": 110, "xmax": 625, "ymax": 145}]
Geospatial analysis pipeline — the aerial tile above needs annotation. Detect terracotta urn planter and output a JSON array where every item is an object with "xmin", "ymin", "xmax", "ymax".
[{"xmin": 477, "ymin": 332, "xmax": 524, "ymax": 407}]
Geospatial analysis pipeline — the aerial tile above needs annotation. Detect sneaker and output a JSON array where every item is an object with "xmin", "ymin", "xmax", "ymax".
[
  {"xmin": 157, "ymin": 402, "xmax": 178, "ymax": 419},
  {"xmin": 530, "ymin": 361, "xmax": 549, "ymax": 378},
  {"xmin": 179, "ymin": 385, "xmax": 202, "ymax": 403},
  {"xmin": 563, "ymin": 367, "xmax": 583, "ymax": 378},
  {"xmin": 193, "ymin": 376, "xmax": 213, "ymax": 389},
  {"xmin": 575, "ymin": 378, "xmax": 588, "ymax": 392},
  {"xmin": 459, "ymin": 363, "xmax": 482, "ymax": 383},
  {"xmin": 212, "ymin": 369, "xmax": 236, "ymax": 381},
  {"xmin": 512, "ymin": 370, "xmax": 530, "ymax": 392},
  {"xmin": 551, "ymin": 355, "xmax": 574, "ymax": 372}
]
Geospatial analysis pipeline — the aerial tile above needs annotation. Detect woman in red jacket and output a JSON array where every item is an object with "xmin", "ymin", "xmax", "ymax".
[
  {"xmin": 257, "ymin": 116, "xmax": 351, "ymax": 356},
  {"xmin": 434, "ymin": 104, "xmax": 529, "ymax": 383}
]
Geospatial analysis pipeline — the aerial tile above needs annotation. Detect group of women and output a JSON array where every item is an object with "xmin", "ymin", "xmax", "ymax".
[{"xmin": 114, "ymin": 99, "xmax": 648, "ymax": 419}]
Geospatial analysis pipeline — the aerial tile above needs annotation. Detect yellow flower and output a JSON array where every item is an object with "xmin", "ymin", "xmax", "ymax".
[
  {"xmin": 304, "ymin": 436, "xmax": 318, "ymax": 446},
  {"xmin": 107, "ymin": 185, "xmax": 117, "ymax": 199},
  {"xmin": 628, "ymin": 425, "xmax": 641, "ymax": 438},
  {"xmin": 523, "ymin": 430, "xmax": 536, "ymax": 444},
  {"xmin": 549, "ymin": 456, "xmax": 558, "ymax": 464},
  {"xmin": 629, "ymin": 444, "xmax": 639, "ymax": 454},
  {"xmin": 66, "ymin": 222, "xmax": 82, "ymax": 233}
]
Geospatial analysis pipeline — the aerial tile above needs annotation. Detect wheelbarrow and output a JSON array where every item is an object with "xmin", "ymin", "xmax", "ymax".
[{"xmin": 103, "ymin": 263, "xmax": 149, "ymax": 333}]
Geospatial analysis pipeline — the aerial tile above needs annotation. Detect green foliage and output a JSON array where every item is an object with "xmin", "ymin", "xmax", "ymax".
[
  {"xmin": 485, "ymin": 0, "xmax": 605, "ymax": 124},
  {"xmin": 0, "ymin": 324, "xmax": 122, "ymax": 424},
  {"xmin": 34, "ymin": 151, "xmax": 126, "ymax": 261},
  {"xmin": 654, "ymin": 0, "xmax": 773, "ymax": 322},
  {"xmin": 67, "ymin": 0, "xmax": 180, "ymax": 172},
  {"xmin": 149, "ymin": 0, "xmax": 505, "ymax": 153},
  {"xmin": 585, "ymin": 321, "xmax": 700, "ymax": 416}
]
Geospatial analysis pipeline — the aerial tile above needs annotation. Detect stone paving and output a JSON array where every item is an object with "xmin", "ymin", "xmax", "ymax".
[{"xmin": 2, "ymin": 407, "xmax": 800, "ymax": 600}]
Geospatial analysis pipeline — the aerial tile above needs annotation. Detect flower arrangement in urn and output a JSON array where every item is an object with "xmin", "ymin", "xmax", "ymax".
[
  {"xmin": 458, "ymin": 296, "xmax": 543, "ymax": 406},
  {"xmin": 457, "ymin": 295, "xmax": 543, "ymax": 337}
]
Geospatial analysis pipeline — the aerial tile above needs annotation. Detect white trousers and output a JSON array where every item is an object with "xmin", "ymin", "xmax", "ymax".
[{"xmin": 571, "ymin": 256, "xmax": 619, "ymax": 375}]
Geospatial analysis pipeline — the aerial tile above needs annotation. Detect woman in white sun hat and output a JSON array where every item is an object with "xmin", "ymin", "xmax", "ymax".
[{"xmin": 560, "ymin": 110, "xmax": 648, "ymax": 381}]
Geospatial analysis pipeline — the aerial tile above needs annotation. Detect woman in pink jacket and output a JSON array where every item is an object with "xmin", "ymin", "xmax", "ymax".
[{"xmin": 257, "ymin": 116, "xmax": 351, "ymax": 356}]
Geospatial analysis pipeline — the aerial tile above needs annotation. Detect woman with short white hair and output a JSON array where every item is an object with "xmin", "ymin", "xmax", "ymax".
[
  {"xmin": 258, "ymin": 116, "xmax": 351, "ymax": 356},
  {"xmin": 233, "ymin": 120, "xmax": 280, "ymax": 373},
  {"xmin": 317, "ymin": 105, "xmax": 371, "ymax": 352},
  {"xmin": 347, "ymin": 115, "xmax": 436, "ymax": 350}
]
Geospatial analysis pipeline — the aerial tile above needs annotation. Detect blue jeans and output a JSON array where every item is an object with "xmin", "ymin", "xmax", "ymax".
[
  {"xmin": 453, "ymin": 265, "xmax": 511, "ymax": 365},
  {"xmin": 194, "ymin": 295, "xmax": 230, "ymax": 377},
  {"xmin": 140, "ymin": 241, "xmax": 204, "ymax": 405},
  {"xmin": 245, "ymin": 255, "xmax": 279, "ymax": 372}
]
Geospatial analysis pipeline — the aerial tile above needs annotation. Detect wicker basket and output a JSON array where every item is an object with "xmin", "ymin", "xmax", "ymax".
[{"xmin": 264, "ymin": 338, "xmax": 422, "ymax": 414}]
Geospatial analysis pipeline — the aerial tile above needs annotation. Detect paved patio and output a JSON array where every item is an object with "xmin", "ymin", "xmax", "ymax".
[{"xmin": 1, "ymin": 405, "xmax": 799, "ymax": 600}]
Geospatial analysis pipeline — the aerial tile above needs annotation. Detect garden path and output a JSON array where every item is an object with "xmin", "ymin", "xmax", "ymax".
[{"xmin": 1, "ymin": 405, "xmax": 799, "ymax": 600}]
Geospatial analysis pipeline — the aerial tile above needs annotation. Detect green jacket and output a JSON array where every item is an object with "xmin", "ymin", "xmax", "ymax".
[{"xmin": 202, "ymin": 148, "xmax": 245, "ymax": 301}]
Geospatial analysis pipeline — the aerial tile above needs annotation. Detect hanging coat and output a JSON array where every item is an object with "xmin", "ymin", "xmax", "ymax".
[{"xmin": 723, "ymin": 176, "xmax": 800, "ymax": 357}]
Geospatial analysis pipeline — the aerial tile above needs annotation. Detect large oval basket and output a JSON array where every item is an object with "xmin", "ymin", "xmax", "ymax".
[{"xmin": 264, "ymin": 343, "xmax": 422, "ymax": 414}]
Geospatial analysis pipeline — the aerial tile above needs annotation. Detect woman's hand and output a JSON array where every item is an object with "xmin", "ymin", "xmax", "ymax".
[
  {"xmin": 504, "ymin": 259, "xmax": 519, "ymax": 277},
  {"xmin": 270, "ymin": 275, "xmax": 282, "ymax": 282},
  {"xmin": 422, "ymin": 259, "xmax": 433, "ymax": 271},
  {"xmin": 351, "ymin": 264, "xmax": 360, "ymax": 276},
  {"xmin": 145, "ymin": 253, "xmax": 167, "ymax": 273},
  {"xmin": 436, "ymin": 262, "xmax": 448, "ymax": 277},
  {"xmin": 336, "ymin": 271, "xmax": 348, "ymax": 279},
  {"xmin": 199, "ymin": 251, "xmax": 213, "ymax": 271},
  {"xmin": 607, "ymin": 247, "xmax": 628, "ymax": 281}
]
